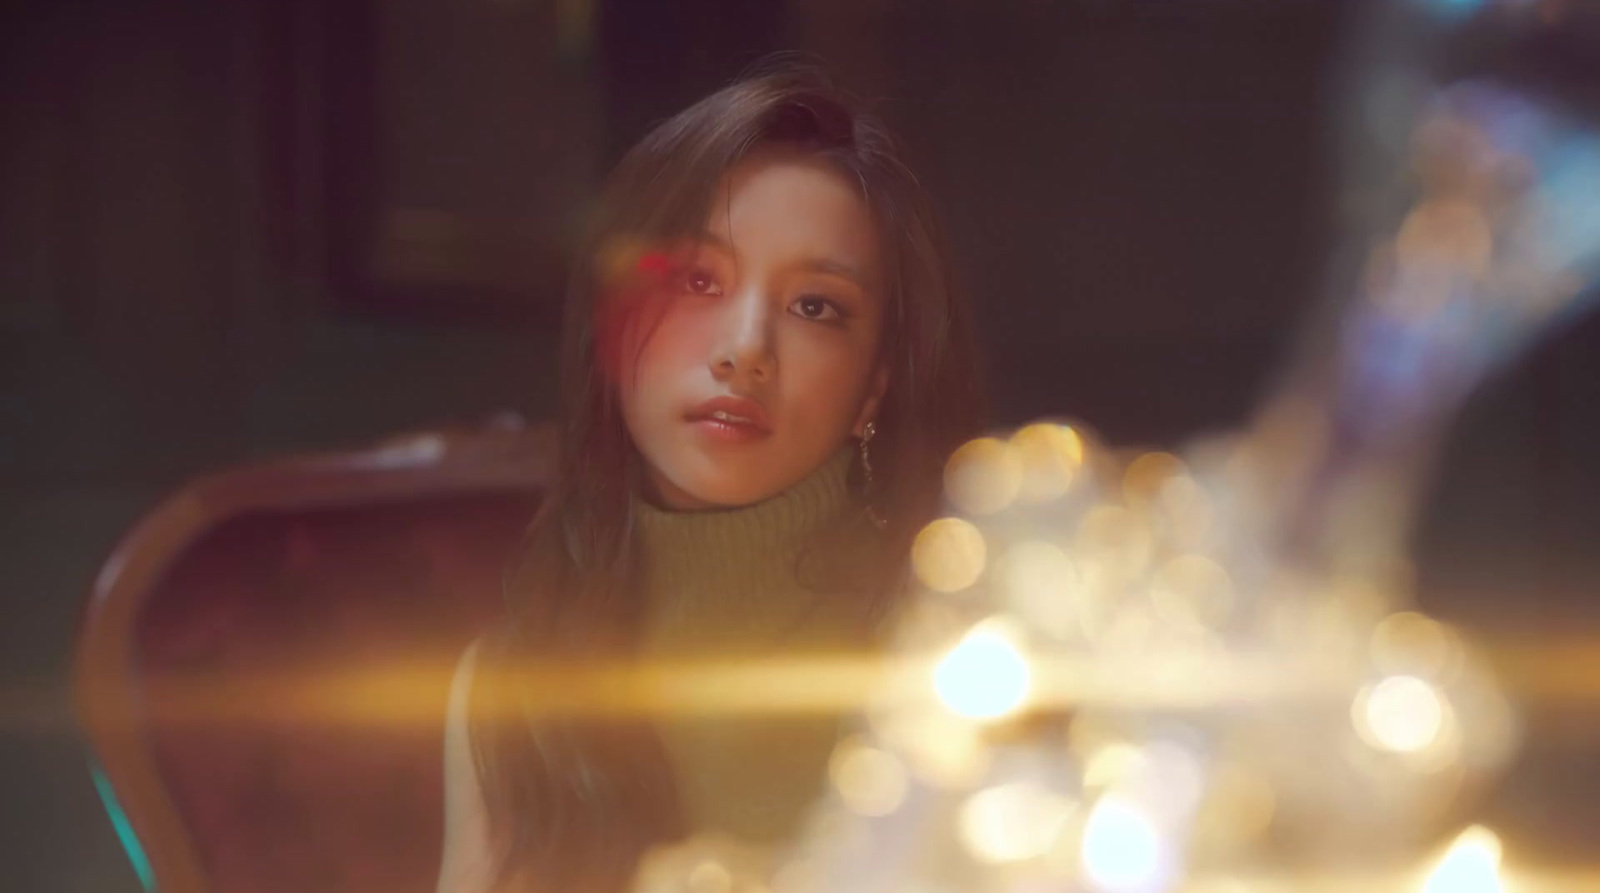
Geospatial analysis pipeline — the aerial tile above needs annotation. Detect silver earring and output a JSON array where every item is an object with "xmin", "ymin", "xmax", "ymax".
[{"xmin": 859, "ymin": 421, "xmax": 887, "ymax": 530}]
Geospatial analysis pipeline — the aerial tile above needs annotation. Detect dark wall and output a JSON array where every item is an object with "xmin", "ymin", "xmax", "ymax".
[{"xmin": 3, "ymin": 0, "xmax": 1597, "ymax": 887}]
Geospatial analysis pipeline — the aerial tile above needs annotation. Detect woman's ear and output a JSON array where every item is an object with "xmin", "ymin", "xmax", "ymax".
[{"xmin": 851, "ymin": 365, "xmax": 891, "ymax": 437}]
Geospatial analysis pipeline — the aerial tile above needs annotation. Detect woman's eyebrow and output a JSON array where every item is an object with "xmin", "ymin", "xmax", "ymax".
[
  {"xmin": 696, "ymin": 230, "xmax": 870, "ymax": 289},
  {"xmin": 693, "ymin": 231, "xmax": 736, "ymax": 256},
  {"xmin": 795, "ymin": 258, "xmax": 871, "ymax": 290}
]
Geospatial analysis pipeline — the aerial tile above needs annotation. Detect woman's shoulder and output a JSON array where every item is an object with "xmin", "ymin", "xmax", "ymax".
[
  {"xmin": 450, "ymin": 638, "xmax": 484, "ymax": 704},
  {"xmin": 439, "ymin": 636, "xmax": 495, "ymax": 893}
]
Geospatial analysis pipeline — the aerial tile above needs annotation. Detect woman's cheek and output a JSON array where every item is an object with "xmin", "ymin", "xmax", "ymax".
[
  {"xmin": 629, "ymin": 306, "xmax": 700, "ymax": 385},
  {"xmin": 784, "ymin": 346, "xmax": 876, "ymax": 431}
]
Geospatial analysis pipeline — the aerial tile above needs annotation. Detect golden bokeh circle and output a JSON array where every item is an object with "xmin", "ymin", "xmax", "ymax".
[
  {"xmin": 945, "ymin": 437, "xmax": 1025, "ymax": 516},
  {"xmin": 912, "ymin": 517, "xmax": 989, "ymax": 593}
]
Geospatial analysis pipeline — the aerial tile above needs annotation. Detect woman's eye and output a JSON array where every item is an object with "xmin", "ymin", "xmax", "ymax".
[
  {"xmin": 684, "ymin": 269, "xmax": 722, "ymax": 296},
  {"xmin": 791, "ymin": 295, "xmax": 843, "ymax": 322}
]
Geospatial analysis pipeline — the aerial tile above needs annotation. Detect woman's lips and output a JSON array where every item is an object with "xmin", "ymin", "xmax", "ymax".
[
  {"xmin": 685, "ymin": 395, "xmax": 773, "ymax": 444},
  {"xmin": 689, "ymin": 416, "xmax": 772, "ymax": 443}
]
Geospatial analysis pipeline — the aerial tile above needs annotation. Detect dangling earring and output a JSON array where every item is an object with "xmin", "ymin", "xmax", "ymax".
[{"xmin": 859, "ymin": 421, "xmax": 887, "ymax": 530}]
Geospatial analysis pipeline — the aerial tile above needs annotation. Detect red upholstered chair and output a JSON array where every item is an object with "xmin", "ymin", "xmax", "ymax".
[{"xmin": 75, "ymin": 419, "xmax": 556, "ymax": 893}]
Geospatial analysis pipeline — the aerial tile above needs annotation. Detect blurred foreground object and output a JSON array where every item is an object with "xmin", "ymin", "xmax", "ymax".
[{"xmin": 74, "ymin": 419, "xmax": 554, "ymax": 893}]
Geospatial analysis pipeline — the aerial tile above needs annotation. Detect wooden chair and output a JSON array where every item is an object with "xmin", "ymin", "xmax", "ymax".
[{"xmin": 74, "ymin": 418, "xmax": 557, "ymax": 893}]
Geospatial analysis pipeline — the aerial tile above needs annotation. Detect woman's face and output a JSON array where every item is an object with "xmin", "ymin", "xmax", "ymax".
[{"xmin": 618, "ymin": 148, "xmax": 889, "ymax": 510}]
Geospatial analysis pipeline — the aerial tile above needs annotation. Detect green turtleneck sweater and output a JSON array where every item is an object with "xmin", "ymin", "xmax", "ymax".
[{"xmin": 633, "ymin": 446, "xmax": 874, "ymax": 843}]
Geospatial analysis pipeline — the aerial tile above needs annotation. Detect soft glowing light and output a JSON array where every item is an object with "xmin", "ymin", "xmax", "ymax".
[
  {"xmin": 1421, "ymin": 825, "xmax": 1504, "ymax": 893},
  {"xmin": 829, "ymin": 737, "xmax": 909, "ymax": 817},
  {"xmin": 1079, "ymin": 794, "xmax": 1167, "ymax": 893},
  {"xmin": 1076, "ymin": 506, "xmax": 1154, "ymax": 580},
  {"xmin": 1157, "ymin": 474, "xmax": 1214, "ymax": 547},
  {"xmin": 912, "ymin": 517, "xmax": 988, "ymax": 593},
  {"xmin": 769, "ymin": 859, "xmax": 821, "ymax": 893},
  {"xmin": 1084, "ymin": 742, "xmax": 1204, "ymax": 824},
  {"xmin": 1396, "ymin": 198, "xmax": 1493, "ymax": 280},
  {"xmin": 933, "ymin": 619, "xmax": 1031, "ymax": 721},
  {"xmin": 1122, "ymin": 452, "xmax": 1187, "ymax": 509},
  {"xmin": 1354, "ymin": 674, "xmax": 1446, "ymax": 754},
  {"xmin": 1082, "ymin": 743, "xmax": 1146, "ymax": 790},
  {"xmin": 1371, "ymin": 611, "xmax": 1462, "ymax": 680},
  {"xmin": 874, "ymin": 704, "xmax": 990, "ymax": 787},
  {"xmin": 958, "ymin": 782, "xmax": 1077, "ymax": 863},
  {"xmin": 1010, "ymin": 422, "xmax": 1087, "ymax": 503},
  {"xmin": 995, "ymin": 540, "xmax": 1081, "ymax": 640},
  {"xmin": 1068, "ymin": 713, "xmax": 1125, "ymax": 761},
  {"xmin": 1137, "ymin": 741, "xmax": 1207, "ymax": 820},
  {"xmin": 687, "ymin": 860, "xmax": 733, "ymax": 893},
  {"xmin": 1150, "ymin": 554, "xmax": 1235, "ymax": 632},
  {"xmin": 1192, "ymin": 763, "xmax": 1277, "ymax": 854},
  {"xmin": 945, "ymin": 436, "xmax": 1024, "ymax": 516}
]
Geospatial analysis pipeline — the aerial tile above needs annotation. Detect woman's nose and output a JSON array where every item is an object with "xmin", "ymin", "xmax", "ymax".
[{"xmin": 710, "ymin": 286, "xmax": 776, "ymax": 384}]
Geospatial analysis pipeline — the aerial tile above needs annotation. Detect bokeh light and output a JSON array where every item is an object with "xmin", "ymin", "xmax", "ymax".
[
  {"xmin": 1079, "ymin": 793, "xmax": 1168, "ymax": 893},
  {"xmin": 1076, "ymin": 505, "xmax": 1154, "ymax": 582},
  {"xmin": 912, "ymin": 517, "xmax": 988, "ymax": 593},
  {"xmin": 1010, "ymin": 422, "xmax": 1088, "ymax": 504},
  {"xmin": 874, "ymin": 705, "xmax": 990, "ymax": 788},
  {"xmin": 944, "ymin": 437, "xmax": 1024, "ymax": 516},
  {"xmin": 1135, "ymin": 741, "xmax": 1207, "ymax": 821},
  {"xmin": 1396, "ymin": 198, "xmax": 1494, "ymax": 282},
  {"xmin": 1354, "ymin": 674, "xmax": 1447, "ymax": 754},
  {"xmin": 994, "ymin": 540, "xmax": 1082, "ymax": 640},
  {"xmin": 1122, "ymin": 452, "xmax": 1188, "ymax": 510},
  {"xmin": 1371, "ymin": 611, "xmax": 1463, "ymax": 681},
  {"xmin": 1083, "ymin": 742, "xmax": 1147, "ymax": 790},
  {"xmin": 1421, "ymin": 825, "xmax": 1504, "ymax": 893},
  {"xmin": 1156, "ymin": 473, "xmax": 1215, "ymax": 549},
  {"xmin": 828, "ymin": 736, "xmax": 909, "ymax": 818},
  {"xmin": 1150, "ymin": 554, "xmax": 1235, "ymax": 632},
  {"xmin": 933, "ymin": 619, "xmax": 1032, "ymax": 721},
  {"xmin": 1191, "ymin": 762, "xmax": 1277, "ymax": 855},
  {"xmin": 957, "ymin": 782, "xmax": 1077, "ymax": 864},
  {"xmin": 687, "ymin": 860, "xmax": 734, "ymax": 893}
]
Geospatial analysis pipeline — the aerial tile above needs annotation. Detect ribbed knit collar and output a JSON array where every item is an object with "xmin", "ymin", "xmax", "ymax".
[{"xmin": 633, "ymin": 446, "xmax": 859, "ymax": 652}]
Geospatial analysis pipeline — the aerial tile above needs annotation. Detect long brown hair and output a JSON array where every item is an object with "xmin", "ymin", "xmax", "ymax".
[{"xmin": 470, "ymin": 63, "xmax": 984, "ymax": 892}]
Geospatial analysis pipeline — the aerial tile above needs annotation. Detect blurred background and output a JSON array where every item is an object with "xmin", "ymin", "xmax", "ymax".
[{"xmin": 3, "ymin": 0, "xmax": 1597, "ymax": 888}]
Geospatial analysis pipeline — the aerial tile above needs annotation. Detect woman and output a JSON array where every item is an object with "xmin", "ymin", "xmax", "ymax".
[{"xmin": 440, "ymin": 64, "xmax": 984, "ymax": 893}]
